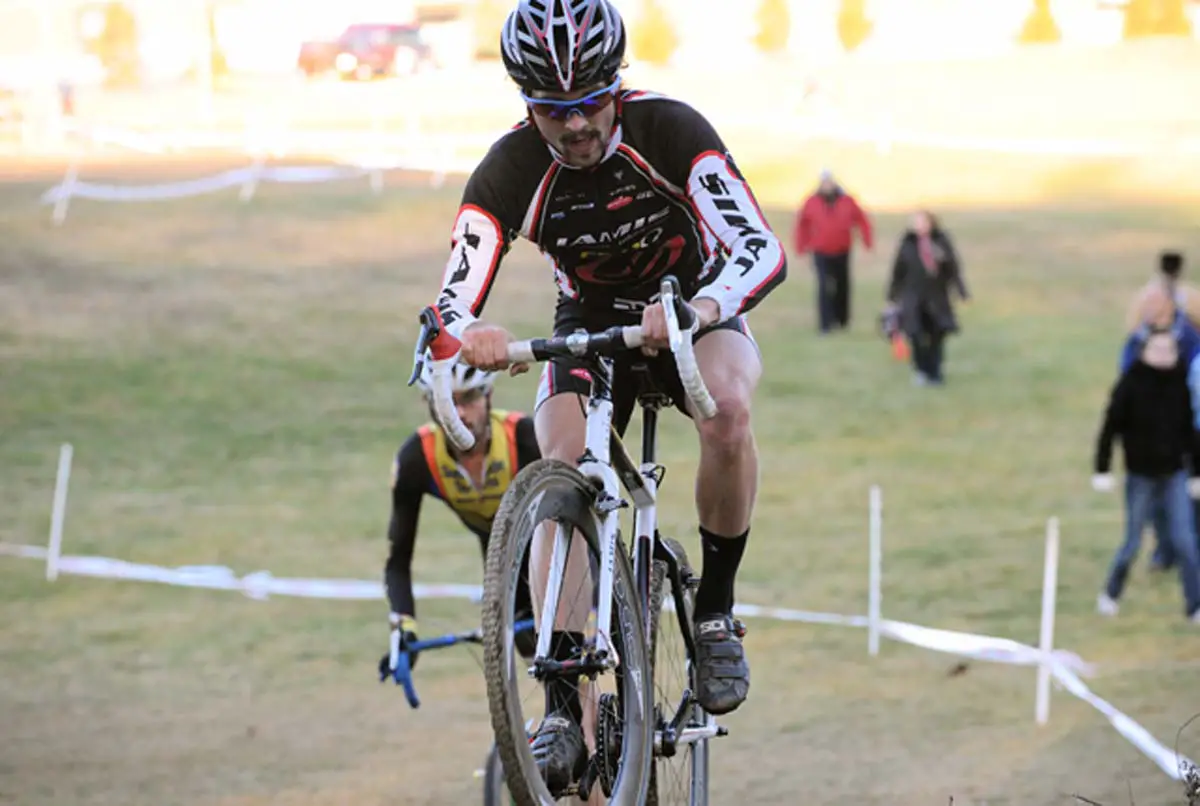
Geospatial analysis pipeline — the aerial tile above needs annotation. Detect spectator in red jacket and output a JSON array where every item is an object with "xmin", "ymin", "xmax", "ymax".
[{"xmin": 794, "ymin": 169, "xmax": 874, "ymax": 333}]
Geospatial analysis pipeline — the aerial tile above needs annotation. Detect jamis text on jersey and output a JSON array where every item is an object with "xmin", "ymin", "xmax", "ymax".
[{"xmin": 554, "ymin": 206, "xmax": 671, "ymax": 248}]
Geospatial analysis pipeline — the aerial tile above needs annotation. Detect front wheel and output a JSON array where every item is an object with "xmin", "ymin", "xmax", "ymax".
[{"xmin": 481, "ymin": 459, "xmax": 653, "ymax": 806}]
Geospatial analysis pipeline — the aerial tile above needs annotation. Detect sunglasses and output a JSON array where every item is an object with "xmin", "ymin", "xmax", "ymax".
[{"xmin": 521, "ymin": 76, "xmax": 621, "ymax": 121}]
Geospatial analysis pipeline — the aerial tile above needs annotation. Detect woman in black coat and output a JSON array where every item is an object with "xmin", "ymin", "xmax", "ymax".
[{"xmin": 885, "ymin": 210, "xmax": 969, "ymax": 385}]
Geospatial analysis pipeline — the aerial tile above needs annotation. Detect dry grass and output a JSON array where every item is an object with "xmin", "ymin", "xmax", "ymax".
[{"xmin": 1, "ymin": 141, "xmax": 1199, "ymax": 805}]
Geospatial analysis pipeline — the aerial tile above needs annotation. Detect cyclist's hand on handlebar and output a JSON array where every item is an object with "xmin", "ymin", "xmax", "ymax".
[
  {"xmin": 640, "ymin": 297, "xmax": 719, "ymax": 355},
  {"xmin": 379, "ymin": 613, "xmax": 420, "ymax": 682},
  {"xmin": 640, "ymin": 302, "xmax": 670, "ymax": 354},
  {"xmin": 461, "ymin": 322, "xmax": 529, "ymax": 375}
]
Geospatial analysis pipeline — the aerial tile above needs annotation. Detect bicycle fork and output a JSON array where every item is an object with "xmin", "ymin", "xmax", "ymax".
[{"xmin": 532, "ymin": 385, "xmax": 624, "ymax": 676}]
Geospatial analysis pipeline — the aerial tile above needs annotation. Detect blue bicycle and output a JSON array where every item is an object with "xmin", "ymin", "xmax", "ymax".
[{"xmin": 383, "ymin": 618, "xmax": 536, "ymax": 806}]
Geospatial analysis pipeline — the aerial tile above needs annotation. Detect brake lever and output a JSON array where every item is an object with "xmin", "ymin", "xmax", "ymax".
[
  {"xmin": 385, "ymin": 627, "xmax": 421, "ymax": 708},
  {"xmin": 659, "ymin": 275, "xmax": 697, "ymax": 335},
  {"xmin": 393, "ymin": 650, "xmax": 420, "ymax": 709},
  {"xmin": 408, "ymin": 307, "xmax": 441, "ymax": 387}
]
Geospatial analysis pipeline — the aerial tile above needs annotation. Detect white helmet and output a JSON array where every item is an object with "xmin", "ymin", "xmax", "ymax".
[
  {"xmin": 416, "ymin": 354, "xmax": 495, "ymax": 399},
  {"xmin": 501, "ymin": 0, "xmax": 626, "ymax": 94}
]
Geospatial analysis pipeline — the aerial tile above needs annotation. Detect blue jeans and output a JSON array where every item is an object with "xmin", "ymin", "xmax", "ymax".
[
  {"xmin": 1106, "ymin": 471, "xmax": 1200, "ymax": 616},
  {"xmin": 1151, "ymin": 495, "xmax": 1200, "ymax": 567},
  {"xmin": 1151, "ymin": 497, "xmax": 1173, "ymax": 567}
]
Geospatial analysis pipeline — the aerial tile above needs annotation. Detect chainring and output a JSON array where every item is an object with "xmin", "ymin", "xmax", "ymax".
[{"xmin": 594, "ymin": 692, "xmax": 623, "ymax": 798}]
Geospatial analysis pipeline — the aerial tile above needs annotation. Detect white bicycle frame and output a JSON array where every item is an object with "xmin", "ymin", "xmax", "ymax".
[{"xmin": 423, "ymin": 279, "xmax": 718, "ymax": 699}]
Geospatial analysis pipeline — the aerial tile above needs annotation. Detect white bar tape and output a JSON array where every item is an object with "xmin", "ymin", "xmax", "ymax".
[
  {"xmin": 428, "ymin": 354, "xmax": 475, "ymax": 452},
  {"xmin": 661, "ymin": 285, "xmax": 717, "ymax": 420}
]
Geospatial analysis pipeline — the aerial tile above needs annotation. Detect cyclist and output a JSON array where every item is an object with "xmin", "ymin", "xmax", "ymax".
[
  {"xmin": 424, "ymin": 0, "xmax": 788, "ymax": 793},
  {"xmin": 380, "ymin": 357, "xmax": 540, "ymax": 680}
]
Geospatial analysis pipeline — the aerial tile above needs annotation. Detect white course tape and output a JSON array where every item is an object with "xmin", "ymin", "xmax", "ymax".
[
  {"xmin": 0, "ymin": 543, "xmax": 479, "ymax": 603},
  {"xmin": 39, "ymin": 163, "xmax": 382, "ymax": 207},
  {"xmin": 1053, "ymin": 665, "xmax": 1197, "ymax": 781},
  {"xmin": 40, "ymin": 168, "xmax": 254, "ymax": 204},
  {"xmin": 879, "ymin": 619, "xmax": 1095, "ymax": 677},
  {"xmin": 0, "ymin": 540, "xmax": 1193, "ymax": 780},
  {"xmin": 729, "ymin": 602, "xmax": 1093, "ymax": 677}
]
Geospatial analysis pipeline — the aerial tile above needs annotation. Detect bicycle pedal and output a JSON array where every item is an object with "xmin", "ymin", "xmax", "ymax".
[{"xmin": 732, "ymin": 619, "xmax": 748, "ymax": 639}]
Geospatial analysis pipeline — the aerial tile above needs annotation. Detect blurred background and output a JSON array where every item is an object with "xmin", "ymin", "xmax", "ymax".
[
  {"xmin": 1, "ymin": 0, "xmax": 1198, "ymax": 205},
  {"xmin": 3, "ymin": 3, "xmax": 1200, "ymax": 806}
]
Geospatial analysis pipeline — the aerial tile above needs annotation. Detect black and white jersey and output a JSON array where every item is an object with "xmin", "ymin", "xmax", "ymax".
[{"xmin": 433, "ymin": 89, "xmax": 787, "ymax": 337}]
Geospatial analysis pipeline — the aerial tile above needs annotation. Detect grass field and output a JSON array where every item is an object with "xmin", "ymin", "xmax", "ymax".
[{"xmin": 2, "ymin": 150, "xmax": 1200, "ymax": 806}]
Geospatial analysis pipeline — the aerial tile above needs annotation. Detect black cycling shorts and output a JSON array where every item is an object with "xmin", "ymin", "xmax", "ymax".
[{"xmin": 533, "ymin": 296, "xmax": 758, "ymax": 436}]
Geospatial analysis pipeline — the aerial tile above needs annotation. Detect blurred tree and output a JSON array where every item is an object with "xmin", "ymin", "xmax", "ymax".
[
  {"xmin": 630, "ymin": 0, "xmax": 678, "ymax": 67},
  {"xmin": 205, "ymin": 2, "xmax": 229, "ymax": 82},
  {"xmin": 1122, "ymin": 0, "xmax": 1157, "ymax": 37},
  {"xmin": 1153, "ymin": 0, "xmax": 1193, "ymax": 35},
  {"xmin": 1123, "ymin": 0, "xmax": 1192, "ymax": 38},
  {"xmin": 1017, "ymin": 0, "xmax": 1061, "ymax": 44},
  {"xmin": 77, "ymin": 2, "xmax": 141, "ymax": 88},
  {"xmin": 836, "ymin": 0, "xmax": 873, "ymax": 53},
  {"xmin": 473, "ymin": 0, "xmax": 509, "ymax": 60},
  {"xmin": 753, "ymin": 0, "xmax": 791, "ymax": 55}
]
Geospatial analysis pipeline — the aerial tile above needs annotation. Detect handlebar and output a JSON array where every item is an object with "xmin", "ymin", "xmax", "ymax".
[
  {"xmin": 410, "ymin": 275, "xmax": 718, "ymax": 453},
  {"xmin": 387, "ymin": 618, "xmax": 536, "ymax": 709}
]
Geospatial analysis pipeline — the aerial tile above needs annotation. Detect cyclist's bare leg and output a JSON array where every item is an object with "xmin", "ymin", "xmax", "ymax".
[
  {"xmin": 692, "ymin": 329, "xmax": 761, "ymax": 534},
  {"xmin": 687, "ymin": 327, "xmax": 761, "ymax": 716},
  {"xmin": 529, "ymin": 391, "xmax": 596, "ymax": 791}
]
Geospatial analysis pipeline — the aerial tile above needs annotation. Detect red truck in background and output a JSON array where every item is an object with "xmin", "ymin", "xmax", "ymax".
[{"xmin": 297, "ymin": 23, "xmax": 436, "ymax": 81}]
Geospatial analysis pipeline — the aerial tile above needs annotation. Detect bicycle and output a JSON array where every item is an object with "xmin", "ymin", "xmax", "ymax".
[
  {"xmin": 383, "ymin": 617, "xmax": 536, "ymax": 806},
  {"xmin": 411, "ymin": 275, "xmax": 730, "ymax": 805}
]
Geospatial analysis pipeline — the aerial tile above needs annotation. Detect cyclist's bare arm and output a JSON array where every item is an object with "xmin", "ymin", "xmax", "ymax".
[{"xmin": 385, "ymin": 434, "xmax": 430, "ymax": 619}]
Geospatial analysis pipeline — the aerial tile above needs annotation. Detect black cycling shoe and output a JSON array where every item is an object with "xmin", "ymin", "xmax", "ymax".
[
  {"xmin": 530, "ymin": 712, "xmax": 588, "ymax": 797},
  {"xmin": 693, "ymin": 614, "xmax": 750, "ymax": 716}
]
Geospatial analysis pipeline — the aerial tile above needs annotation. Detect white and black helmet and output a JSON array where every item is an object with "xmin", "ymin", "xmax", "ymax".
[
  {"xmin": 501, "ymin": 0, "xmax": 626, "ymax": 94},
  {"xmin": 416, "ymin": 354, "xmax": 496, "ymax": 399}
]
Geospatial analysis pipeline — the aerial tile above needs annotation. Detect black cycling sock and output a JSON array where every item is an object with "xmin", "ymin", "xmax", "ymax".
[
  {"xmin": 545, "ymin": 630, "xmax": 584, "ymax": 725},
  {"xmin": 694, "ymin": 527, "xmax": 749, "ymax": 618}
]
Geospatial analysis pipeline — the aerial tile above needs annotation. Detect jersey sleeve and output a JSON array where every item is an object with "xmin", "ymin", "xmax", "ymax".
[
  {"xmin": 433, "ymin": 130, "xmax": 538, "ymax": 341},
  {"xmin": 384, "ymin": 433, "xmax": 432, "ymax": 617},
  {"xmin": 514, "ymin": 416, "xmax": 541, "ymax": 469},
  {"xmin": 637, "ymin": 100, "xmax": 788, "ymax": 321}
]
